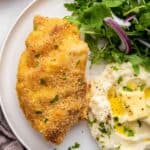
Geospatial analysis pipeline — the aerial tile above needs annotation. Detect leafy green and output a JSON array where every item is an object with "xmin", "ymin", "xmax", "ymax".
[
  {"xmin": 65, "ymin": 2, "xmax": 111, "ymax": 30},
  {"xmin": 102, "ymin": 0, "xmax": 126, "ymax": 8},
  {"xmin": 79, "ymin": 4, "xmax": 111, "ymax": 30},
  {"xmin": 124, "ymin": 5, "xmax": 146, "ymax": 16},
  {"xmin": 64, "ymin": 0, "xmax": 150, "ymax": 72},
  {"xmin": 139, "ymin": 12, "xmax": 150, "ymax": 28}
]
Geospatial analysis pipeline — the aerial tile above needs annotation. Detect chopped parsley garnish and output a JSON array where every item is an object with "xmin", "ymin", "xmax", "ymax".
[
  {"xmin": 113, "ymin": 116, "xmax": 119, "ymax": 122},
  {"xmin": 101, "ymin": 145, "xmax": 105, "ymax": 149},
  {"xmin": 98, "ymin": 122, "xmax": 112, "ymax": 137},
  {"xmin": 137, "ymin": 120, "xmax": 142, "ymax": 128},
  {"xmin": 54, "ymin": 45, "xmax": 58, "ymax": 49},
  {"xmin": 99, "ymin": 140, "xmax": 104, "ymax": 144},
  {"xmin": 50, "ymin": 95, "xmax": 59, "ymax": 104},
  {"xmin": 44, "ymin": 118, "xmax": 48, "ymax": 123},
  {"xmin": 61, "ymin": 76, "xmax": 67, "ymax": 80},
  {"xmin": 111, "ymin": 66, "xmax": 119, "ymax": 71},
  {"xmin": 147, "ymin": 105, "xmax": 150, "ymax": 109},
  {"xmin": 88, "ymin": 118, "xmax": 97, "ymax": 126},
  {"xmin": 96, "ymin": 136, "xmax": 99, "ymax": 141},
  {"xmin": 62, "ymin": 77, "xmax": 67, "ymax": 80},
  {"xmin": 99, "ymin": 122, "xmax": 107, "ymax": 134},
  {"xmin": 34, "ymin": 25, "xmax": 37, "ymax": 30},
  {"xmin": 117, "ymin": 76, "xmax": 123, "ymax": 84},
  {"xmin": 78, "ymin": 79, "xmax": 84, "ymax": 86},
  {"xmin": 39, "ymin": 78, "xmax": 47, "ymax": 86},
  {"xmin": 123, "ymin": 86, "xmax": 133, "ymax": 92},
  {"xmin": 61, "ymin": 73, "xmax": 67, "ymax": 80},
  {"xmin": 76, "ymin": 60, "xmax": 80, "ymax": 66},
  {"xmin": 139, "ymin": 83, "xmax": 146, "ymax": 91},
  {"xmin": 35, "ymin": 111, "xmax": 43, "ymax": 114},
  {"xmin": 115, "ymin": 145, "xmax": 121, "ymax": 150},
  {"xmin": 35, "ymin": 53, "xmax": 40, "ymax": 58},
  {"xmin": 68, "ymin": 142, "xmax": 80, "ymax": 150},
  {"xmin": 124, "ymin": 126, "xmax": 134, "ymax": 137}
]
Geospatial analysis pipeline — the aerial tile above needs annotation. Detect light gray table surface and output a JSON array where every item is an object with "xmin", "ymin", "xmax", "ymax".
[{"xmin": 0, "ymin": 0, "xmax": 31, "ymax": 48}]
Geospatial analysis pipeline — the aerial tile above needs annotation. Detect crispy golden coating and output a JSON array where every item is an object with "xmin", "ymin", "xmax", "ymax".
[{"xmin": 16, "ymin": 16, "xmax": 89, "ymax": 144}]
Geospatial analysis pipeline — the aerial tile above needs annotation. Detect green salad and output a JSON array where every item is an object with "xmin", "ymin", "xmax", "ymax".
[{"xmin": 64, "ymin": 0, "xmax": 150, "ymax": 74}]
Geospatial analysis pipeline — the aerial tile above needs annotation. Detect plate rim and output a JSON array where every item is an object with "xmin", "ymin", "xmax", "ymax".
[{"xmin": 0, "ymin": 1, "xmax": 37, "ymax": 149}]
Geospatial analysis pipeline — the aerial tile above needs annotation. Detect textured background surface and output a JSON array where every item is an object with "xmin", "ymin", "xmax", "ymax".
[{"xmin": 0, "ymin": 0, "xmax": 31, "ymax": 149}]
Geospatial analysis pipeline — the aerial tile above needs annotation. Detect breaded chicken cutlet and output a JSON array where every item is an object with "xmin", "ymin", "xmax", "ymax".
[{"xmin": 16, "ymin": 16, "xmax": 89, "ymax": 144}]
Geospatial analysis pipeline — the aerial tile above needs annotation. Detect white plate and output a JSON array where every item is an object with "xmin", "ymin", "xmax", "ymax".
[{"xmin": 0, "ymin": 0, "xmax": 100, "ymax": 150}]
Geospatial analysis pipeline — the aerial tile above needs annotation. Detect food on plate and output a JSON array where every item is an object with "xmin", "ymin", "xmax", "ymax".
[
  {"xmin": 16, "ymin": 16, "xmax": 89, "ymax": 144},
  {"xmin": 65, "ymin": 1, "xmax": 150, "ymax": 149},
  {"xmin": 89, "ymin": 62, "xmax": 150, "ymax": 150},
  {"xmin": 15, "ymin": 0, "xmax": 150, "ymax": 148},
  {"xmin": 65, "ymin": 0, "xmax": 150, "ymax": 73}
]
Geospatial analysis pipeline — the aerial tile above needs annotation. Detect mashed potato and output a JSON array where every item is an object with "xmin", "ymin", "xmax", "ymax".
[{"xmin": 89, "ymin": 62, "xmax": 150, "ymax": 150}]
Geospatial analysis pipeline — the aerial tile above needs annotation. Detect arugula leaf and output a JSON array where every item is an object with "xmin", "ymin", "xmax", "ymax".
[
  {"xmin": 85, "ymin": 35, "xmax": 102, "ymax": 64},
  {"xmin": 102, "ymin": 0, "xmax": 126, "ymax": 8},
  {"xmin": 126, "ymin": 55, "xmax": 150, "ymax": 72},
  {"xmin": 139, "ymin": 12, "xmax": 150, "ymax": 28},
  {"xmin": 80, "ymin": 4, "xmax": 111, "ymax": 30},
  {"xmin": 64, "ymin": 3, "xmax": 78, "ymax": 11},
  {"xmin": 142, "ymin": 58, "xmax": 150, "ymax": 72},
  {"xmin": 64, "ymin": 0, "xmax": 96, "ymax": 16},
  {"xmin": 126, "ymin": 55, "xmax": 143, "ymax": 66},
  {"xmin": 132, "ymin": 65, "xmax": 140, "ymax": 75},
  {"xmin": 124, "ymin": 5, "xmax": 146, "ymax": 16},
  {"xmin": 64, "ymin": 16, "xmax": 81, "ymax": 26},
  {"xmin": 64, "ymin": 0, "xmax": 88, "ymax": 11}
]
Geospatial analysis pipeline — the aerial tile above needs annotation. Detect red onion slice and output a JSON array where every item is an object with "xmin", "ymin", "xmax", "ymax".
[
  {"xmin": 125, "ymin": 15, "xmax": 136, "ymax": 22},
  {"xmin": 112, "ymin": 14, "xmax": 130, "ymax": 27},
  {"xmin": 112, "ymin": 13, "xmax": 135, "ymax": 27},
  {"xmin": 104, "ymin": 17, "xmax": 132, "ymax": 53}
]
